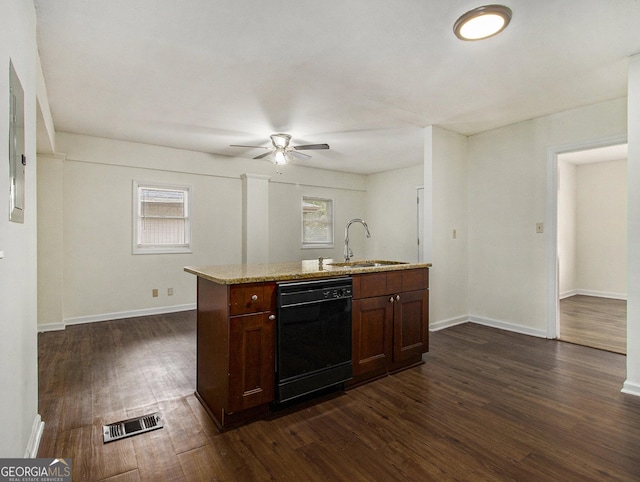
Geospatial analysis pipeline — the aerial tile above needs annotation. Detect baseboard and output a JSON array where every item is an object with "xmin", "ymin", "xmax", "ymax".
[
  {"xmin": 24, "ymin": 414, "xmax": 44, "ymax": 458},
  {"xmin": 430, "ymin": 315, "xmax": 469, "ymax": 332},
  {"xmin": 621, "ymin": 380, "xmax": 640, "ymax": 397},
  {"xmin": 37, "ymin": 322, "xmax": 66, "ymax": 332},
  {"xmin": 469, "ymin": 315, "xmax": 547, "ymax": 338},
  {"xmin": 561, "ymin": 289, "xmax": 627, "ymax": 301},
  {"xmin": 576, "ymin": 290, "xmax": 627, "ymax": 300},
  {"xmin": 559, "ymin": 289, "xmax": 578, "ymax": 300},
  {"xmin": 37, "ymin": 303, "xmax": 196, "ymax": 332}
]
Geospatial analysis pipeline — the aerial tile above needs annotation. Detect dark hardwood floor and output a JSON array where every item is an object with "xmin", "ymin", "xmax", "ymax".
[
  {"xmin": 559, "ymin": 295, "xmax": 627, "ymax": 354},
  {"xmin": 38, "ymin": 312, "xmax": 640, "ymax": 481}
]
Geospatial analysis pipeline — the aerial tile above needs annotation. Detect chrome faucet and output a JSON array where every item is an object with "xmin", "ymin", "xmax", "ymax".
[{"xmin": 344, "ymin": 218, "xmax": 371, "ymax": 262}]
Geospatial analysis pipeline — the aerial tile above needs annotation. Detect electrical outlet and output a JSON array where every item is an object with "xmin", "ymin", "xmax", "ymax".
[
  {"xmin": 152, "ymin": 289, "xmax": 158, "ymax": 298},
  {"xmin": 536, "ymin": 222, "xmax": 544, "ymax": 234},
  {"xmin": 452, "ymin": 229, "xmax": 457, "ymax": 239},
  {"xmin": 168, "ymin": 288, "xmax": 173, "ymax": 296}
]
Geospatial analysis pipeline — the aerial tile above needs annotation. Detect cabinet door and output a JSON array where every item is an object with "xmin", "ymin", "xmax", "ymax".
[
  {"xmin": 228, "ymin": 312, "xmax": 275, "ymax": 413},
  {"xmin": 352, "ymin": 296, "xmax": 394, "ymax": 377},
  {"xmin": 392, "ymin": 289, "xmax": 429, "ymax": 363}
]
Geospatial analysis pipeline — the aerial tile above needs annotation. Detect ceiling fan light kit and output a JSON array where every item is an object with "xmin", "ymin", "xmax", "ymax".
[
  {"xmin": 453, "ymin": 4, "xmax": 512, "ymax": 41},
  {"xmin": 271, "ymin": 133, "xmax": 291, "ymax": 148},
  {"xmin": 231, "ymin": 133, "xmax": 330, "ymax": 166}
]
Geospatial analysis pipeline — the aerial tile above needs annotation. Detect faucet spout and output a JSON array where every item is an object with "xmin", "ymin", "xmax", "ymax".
[{"xmin": 344, "ymin": 218, "xmax": 371, "ymax": 262}]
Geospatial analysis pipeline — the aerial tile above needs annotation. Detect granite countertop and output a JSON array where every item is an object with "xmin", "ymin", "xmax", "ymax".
[{"xmin": 184, "ymin": 259, "xmax": 432, "ymax": 284}]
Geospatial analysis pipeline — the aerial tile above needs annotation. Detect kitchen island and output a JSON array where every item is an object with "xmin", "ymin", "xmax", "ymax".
[{"xmin": 185, "ymin": 259, "xmax": 431, "ymax": 429}]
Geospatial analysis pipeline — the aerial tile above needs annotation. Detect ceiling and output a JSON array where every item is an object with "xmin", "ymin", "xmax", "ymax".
[
  {"xmin": 33, "ymin": 1, "xmax": 640, "ymax": 174},
  {"xmin": 558, "ymin": 143, "xmax": 628, "ymax": 165}
]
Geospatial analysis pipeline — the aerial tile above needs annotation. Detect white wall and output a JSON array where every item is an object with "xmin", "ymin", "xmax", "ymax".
[
  {"xmin": 364, "ymin": 164, "xmax": 423, "ymax": 263},
  {"xmin": 558, "ymin": 160, "xmax": 577, "ymax": 297},
  {"xmin": 430, "ymin": 127, "xmax": 469, "ymax": 329},
  {"xmin": 0, "ymin": 0, "xmax": 40, "ymax": 457},
  {"xmin": 576, "ymin": 159, "xmax": 627, "ymax": 298},
  {"xmin": 269, "ymin": 182, "xmax": 367, "ymax": 263},
  {"xmin": 558, "ymin": 158, "xmax": 627, "ymax": 299},
  {"xmin": 468, "ymin": 98, "xmax": 627, "ymax": 336},
  {"xmin": 38, "ymin": 155, "xmax": 64, "ymax": 326},
  {"xmin": 38, "ymin": 133, "xmax": 368, "ymax": 326}
]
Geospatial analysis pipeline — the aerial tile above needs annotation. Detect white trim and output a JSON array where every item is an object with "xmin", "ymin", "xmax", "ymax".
[
  {"xmin": 37, "ymin": 322, "xmax": 66, "ymax": 332},
  {"xmin": 301, "ymin": 196, "xmax": 334, "ymax": 248},
  {"xmin": 37, "ymin": 303, "xmax": 196, "ymax": 332},
  {"xmin": 559, "ymin": 289, "xmax": 579, "ymax": 300},
  {"xmin": 429, "ymin": 315, "xmax": 469, "ymax": 332},
  {"xmin": 132, "ymin": 180, "xmax": 192, "ymax": 255},
  {"xmin": 621, "ymin": 380, "xmax": 640, "ymax": 397},
  {"xmin": 240, "ymin": 173, "xmax": 272, "ymax": 181},
  {"xmin": 24, "ymin": 414, "xmax": 44, "ymax": 458},
  {"xmin": 416, "ymin": 186, "xmax": 424, "ymax": 263},
  {"xmin": 469, "ymin": 315, "xmax": 548, "ymax": 338},
  {"xmin": 562, "ymin": 289, "xmax": 627, "ymax": 301},
  {"xmin": 546, "ymin": 145, "xmax": 560, "ymax": 339},
  {"xmin": 546, "ymin": 134, "xmax": 628, "ymax": 340}
]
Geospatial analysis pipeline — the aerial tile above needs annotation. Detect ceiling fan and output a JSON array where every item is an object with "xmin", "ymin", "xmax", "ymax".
[{"xmin": 230, "ymin": 133, "xmax": 329, "ymax": 165}]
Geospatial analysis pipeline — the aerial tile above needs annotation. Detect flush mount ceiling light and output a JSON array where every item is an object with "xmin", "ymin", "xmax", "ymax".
[{"xmin": 453, "ymin": 4, "xmax": 512, "ymax": 41}]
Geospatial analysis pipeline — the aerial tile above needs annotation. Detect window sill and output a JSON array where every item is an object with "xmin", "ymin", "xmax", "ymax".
[
  {"xmin": 301, "ymin": 244, "xmax": 334, "ymax": 249},
  {"xmin": 133, "ymin": 246, "xmax": 193, "ymax": 255}
]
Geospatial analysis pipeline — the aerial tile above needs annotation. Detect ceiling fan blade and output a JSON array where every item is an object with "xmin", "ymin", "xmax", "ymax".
[
  {"xmin": 253, "ymin": 151, "xmax": 273, "ymax": 160},
  {"xmin": 293, "ymin": 144, "xmax": 330, "ymax": 151},
  {"xmin": 289, "ymin": 150, "xmax": 311, "ymax": 160},
  {"xmin": 230, "ymin": 144, "xmax": 270, "ymax": 149}
]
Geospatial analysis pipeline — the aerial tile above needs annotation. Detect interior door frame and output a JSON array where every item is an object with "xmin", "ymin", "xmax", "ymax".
[
  {"xmin": 416, "ymin": 186, "xmax": 424, "ymax": 263},
  {"xmin": 545, "ymin": 134, "xmax": 628, "ymax": 339}
]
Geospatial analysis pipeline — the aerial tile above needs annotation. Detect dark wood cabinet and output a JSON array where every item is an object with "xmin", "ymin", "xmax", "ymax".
[
  {"xmin": 350, "ymin": 268, "xmax": 429, "ymax": 385},
  {"xmin": 352, "ymin": 295, "xmax": 394, "ymax": 378},
  {"xmin": 193, "ymin": 266, "xmax": 429, "ymax": 428},
  {"xmin": 195, "ymin": 278, "xmax": 276, "ymax": 429},
  {"xmin": 228, "ymin": 311, "xmax": 275, "ymax": 413},
  {"xmin": 392, "ymin": 289, "xmax": 429, "ymax": 365}
]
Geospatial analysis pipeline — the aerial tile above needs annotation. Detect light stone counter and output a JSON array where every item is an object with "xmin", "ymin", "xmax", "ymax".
[{"xmin": 184, "ymin": 259, "xmax": 431, "ymax": 284}]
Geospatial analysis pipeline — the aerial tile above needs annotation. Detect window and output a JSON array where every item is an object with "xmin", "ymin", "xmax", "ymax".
[
  {"xmin": 302, "ymin": 197, "xmax": 333, "ymax": 248},
  {"xmin": 133, "ymin": 181, "xmax": 192, "ymax": 254}
]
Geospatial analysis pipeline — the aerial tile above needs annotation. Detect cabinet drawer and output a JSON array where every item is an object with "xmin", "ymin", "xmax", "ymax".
[
  {"xmin": 401, "ymin": 268, "xmax": 428, "ymax": 291},
  {"xmin": 229, "ymin": 283, "xmax": 275, "ymax": 315},
  {"xmin": 353, "ymin": 269, "xmax": 428, "ymax": 299},
  {"xmin": 353, "ymin": 273, "xmax": 388, "ymax": 299}
]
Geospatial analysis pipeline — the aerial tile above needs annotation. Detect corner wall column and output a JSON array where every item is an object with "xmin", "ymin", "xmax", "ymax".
[
  {"xmin": 241, "ymin": 174, "xmax": 271, "ymax": 264},
  {"xmin": 624, "ymin": 54, "xmax": 640, "ymax": 396}
]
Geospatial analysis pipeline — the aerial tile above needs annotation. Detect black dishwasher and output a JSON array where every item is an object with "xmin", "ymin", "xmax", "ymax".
[{"xmin": 276, "ymin": 277, "xmax": 353, "ymax": 403}]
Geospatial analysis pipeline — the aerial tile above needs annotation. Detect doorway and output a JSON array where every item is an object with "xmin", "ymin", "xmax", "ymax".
[{"xmin": 555, "ymin": 143, "xmax": 628, "ymax": 353}]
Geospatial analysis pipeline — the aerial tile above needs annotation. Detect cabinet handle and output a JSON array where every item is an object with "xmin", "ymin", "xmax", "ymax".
[
  {"xmin": 251, "ymin": 294, "xmax": 258, "ymax": 301},
  {"xmin": 268, "ymin": 314, "xmax": 276, "ymax": 321},
  {"xmin": 396, "ymin": 294, "xmax": 400, "ymax": 301},
  {"xmin": 389, "ymin": 296, "xmax": 394, "ymax": 303}
]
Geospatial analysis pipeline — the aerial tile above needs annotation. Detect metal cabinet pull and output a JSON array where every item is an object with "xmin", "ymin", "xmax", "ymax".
[
  {"xmin": 251, "ymin": 294, "xmax": 258, "ymax": 301},
  {"xmin": 396, "ymin": 294, "xmax": 400, "ymax": 301},
  {"xmin": 389, "ymin": 296, "xmax": 395, "ymax": 303},
  {"xmin": 268, "ymin": 314, "xmax": 276, "ymax": 320}
]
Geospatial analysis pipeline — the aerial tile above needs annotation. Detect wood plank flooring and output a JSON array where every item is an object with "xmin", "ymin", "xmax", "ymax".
[
  {"xmin": 38, "ymin": 312, "xmax": 640, "ymax": 481},
  {"xmin": 559, "ymin": 295, "xmax": 627, "ymax": 354}
]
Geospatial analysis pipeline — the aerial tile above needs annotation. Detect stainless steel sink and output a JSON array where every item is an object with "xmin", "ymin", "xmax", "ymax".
[{"xmin": 327, "ymin": 260, "xmax": 408, "ymax": 268}]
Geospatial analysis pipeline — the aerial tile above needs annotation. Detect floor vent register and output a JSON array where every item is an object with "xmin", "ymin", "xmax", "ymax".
[{"xmin": 103, "ymin": 412, "xmax": 163, "ymax": 443}]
